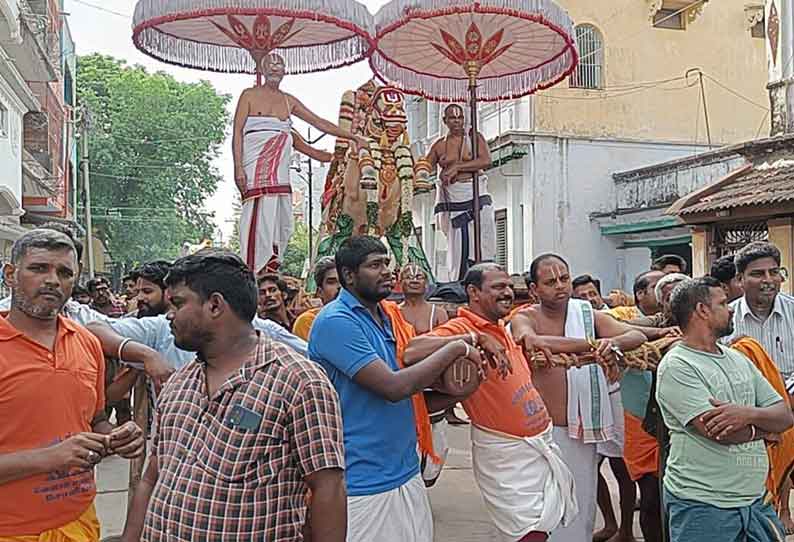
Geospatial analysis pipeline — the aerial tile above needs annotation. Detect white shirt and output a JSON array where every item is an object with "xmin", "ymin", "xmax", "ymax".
[
  {"xmin": 724, "ymin": 293, "xmax": 794, "ymax": 377},
  {"xmin": 0, "ymin": 297, "xmax": 307, "ymax": 366}
]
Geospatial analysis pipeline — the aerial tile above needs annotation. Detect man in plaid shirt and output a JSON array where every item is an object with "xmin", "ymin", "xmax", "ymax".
[{"xmin": 120, "ymin": 249, "xmax": 346, "ymax": 542}]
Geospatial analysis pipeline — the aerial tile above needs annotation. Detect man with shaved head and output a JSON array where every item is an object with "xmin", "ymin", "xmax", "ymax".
[
  {"xmin": 511, "ymin": 254, "xmax": 646, "ymax": 542},
  {"xmin": 423, "ymin": 104, "xmax": 496, "ymax": 281}
]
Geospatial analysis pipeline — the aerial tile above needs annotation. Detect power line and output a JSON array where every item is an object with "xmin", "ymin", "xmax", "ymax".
[
  {"xmin": 541, "ymin": 76, "xmax": 693, "ymax": 100},
  {"xmin": 70, "ymin": 0, "xmax": 130, "ymax": 19},
  {"xmin": 755, "ymin": 110, "xmax": 770, "ymax": 138},
  {"xmin": 702, "ymin": 73, "xmax": 770, "ymax": 111},
  {"xmin": 92, "ymin": 171, "xmax": 222, "ymax": 182},
  {"xmin": 111, "ymin": 133, "xmax": 227, "ymax": 145},
  {"xmin": 89, "ymin": 206, "xmax": 209, "ymax": 211}
]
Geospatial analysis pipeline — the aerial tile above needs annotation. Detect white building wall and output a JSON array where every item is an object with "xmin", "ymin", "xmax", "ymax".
[
  {"xmin": 0, "ymin": 69, "xmax": 24, "ymax": 206},
  {"xmin": 411, "ymin": 127, "xmax": 711, "ymax": 289}
]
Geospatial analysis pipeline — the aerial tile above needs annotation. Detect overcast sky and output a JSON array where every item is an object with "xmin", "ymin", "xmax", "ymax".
[{"xmin": 64, "ymin": 0, "xmax": 390, "ymax": 241}]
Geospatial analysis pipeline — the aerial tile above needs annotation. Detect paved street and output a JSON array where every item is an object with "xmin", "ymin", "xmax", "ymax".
[
  {"xmin": 96, "ymin": 421, "xmax": 794, "ymax": 541},
  {"xmin": 96, "ymin": 416, "xmax": 638, "ymax": 541}
]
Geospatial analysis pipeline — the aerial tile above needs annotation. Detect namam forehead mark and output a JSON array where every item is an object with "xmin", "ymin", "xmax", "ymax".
[
  {"xmin": 444, "ymin": 104, "xmax": 464, "ymax": 118},
  {"xmin": 401, "ymin": 262, "xmax": 424, "ymax": 276},
  {"xmin": 549, "ymin": 262, "xmax": 569, "ymax": 282}
]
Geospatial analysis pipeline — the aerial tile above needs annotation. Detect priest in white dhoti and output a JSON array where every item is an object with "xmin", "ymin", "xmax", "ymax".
[
  {"xmin": 424, "ymin": 104, "xmax": 496, "ymax": 281},
  {"xmin": 232, "ymin": 53, "xmax": 363, "ymax": 274},
  {"xmin": 510, "ymin": 254, "xmax": 647, "ymax": 542}
]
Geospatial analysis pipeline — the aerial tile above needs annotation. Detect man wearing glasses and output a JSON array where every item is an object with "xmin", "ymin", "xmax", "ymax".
[
  {"xmin": 722, "ymin": 241, "xmax": 794, "ymax": 533},
  {"xmin": 724, "ymin": 241, "xmax": 794, "ymax": 379}
]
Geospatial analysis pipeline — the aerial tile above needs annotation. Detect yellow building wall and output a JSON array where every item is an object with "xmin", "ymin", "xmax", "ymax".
[
  {"xmin": 768, "ymin": 218, "xmax": 794, "ymax": 295},
  {"xmin": 534, "ymin": 0, "xmax": 767, "ymax": 145},
  {"xmin": 690, "ymin": 227, "xmax": 710, "ymax": 277}
]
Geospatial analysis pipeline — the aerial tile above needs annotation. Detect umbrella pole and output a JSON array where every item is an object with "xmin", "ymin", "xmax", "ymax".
[{"xmin": 468, "ymin": 77, "xmax": 482, "ymax": 263}]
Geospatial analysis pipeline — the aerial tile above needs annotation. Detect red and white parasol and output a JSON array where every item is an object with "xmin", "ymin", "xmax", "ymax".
[
  {"xmin": 370, "ymin": 0, "xmax": 578, "ymax": 259},
  {"xmin": 371, "ymin": 0, "xmax": 578, "ymax": 103},
  {"xmin": 132, "ymin": 0, "xmax": 375, "ymax": 77}
]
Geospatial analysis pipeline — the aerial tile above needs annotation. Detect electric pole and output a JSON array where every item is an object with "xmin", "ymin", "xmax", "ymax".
[{"xmin": 78, "ymin": 107, "xmax": 95, "ymax": 278}]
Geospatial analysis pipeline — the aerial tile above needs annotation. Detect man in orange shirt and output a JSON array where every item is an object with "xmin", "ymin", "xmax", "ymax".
[
  {"xmin": 293, "ymin": 257, "xmax": 340, "ymax": 341},
  {"xmin": 405, "ymin": 263, "xmax": 577, "ymax": 542},
  {"xmin": 0, "ymin": 229, "xmax": 144, "ymax": 541}
]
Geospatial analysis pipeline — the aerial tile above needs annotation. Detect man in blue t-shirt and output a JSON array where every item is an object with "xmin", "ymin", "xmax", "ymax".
[{"xmin": 310, "ymin": 236, "xmax": 476, "ymax": 542}]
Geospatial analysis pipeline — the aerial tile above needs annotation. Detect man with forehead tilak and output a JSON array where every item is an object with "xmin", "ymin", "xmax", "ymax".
[
  {"xmin": 424, "ymin": 104, "xmax": 497, "ymax": 281},
  {"xmin": 232, "ymin": 52, "xmax": 365, "ymax": 274},
  {"xmin": 511, "ymin": 254, "xmax": 646, "ymax": 542}
]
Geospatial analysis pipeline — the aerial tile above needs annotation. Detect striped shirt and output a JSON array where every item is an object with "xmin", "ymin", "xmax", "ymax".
[
  {"xmin": 724, "ymin": 294, "xmax": 794, "ymax": 377},
  {"xmin": 142, "ymin": 334, "xmax": 344, "ymax": 541}
]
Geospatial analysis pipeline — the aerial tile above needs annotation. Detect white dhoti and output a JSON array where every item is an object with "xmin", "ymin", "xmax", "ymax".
[
  {"xmin": 471, "ymin": 423, "xmax": 578, "ymax": 541},
  {"xmin": 434, "ymin": 177, "xmax": 496, "ymax": 282},
  {"xmin": 549, "ymin": 426, "xmax": 598, "ymax": 542},
  {"xmin": 239, "ymin": 116, "xmax": 294, "ymax": 274},
  {"xmin": 347, "ymin": 474, "xmax": 433, "ymax": 542}
]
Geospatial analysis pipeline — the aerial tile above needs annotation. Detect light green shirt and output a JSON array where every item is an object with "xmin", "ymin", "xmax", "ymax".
[{"xmin": 656, "ymin": 343, "xmax": 782, "ymax": 508}]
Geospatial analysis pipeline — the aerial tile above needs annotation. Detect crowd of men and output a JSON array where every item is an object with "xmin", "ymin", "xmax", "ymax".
[{"xmin": 2, "ymin": 223, "xmax": 794, "ymax": 542}]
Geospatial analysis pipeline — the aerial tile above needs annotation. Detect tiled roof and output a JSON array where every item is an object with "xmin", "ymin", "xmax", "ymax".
[{"xmin": 674, "ymin": 159, "xmax": 794, "ymax": 215}]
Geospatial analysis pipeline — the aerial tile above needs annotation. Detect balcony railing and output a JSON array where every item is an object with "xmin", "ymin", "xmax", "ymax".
[{"xmin": 18, "ymin": 0, "xmax": 60, "ymax": 77}]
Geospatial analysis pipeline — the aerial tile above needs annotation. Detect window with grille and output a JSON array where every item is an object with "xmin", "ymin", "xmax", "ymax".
[
  {"xmin": 653, "ymin": 8, "xmax": 686, "ymax": 30},
  {"xmin": 495, "ymin": 209, "xmax": 508, "ymax": 268},
  {"xmin": 570, "ymin": 24, "xmax": 603, "ymax": 90},
  {"xmin": 751, "ymin": 19, "xmax": 765, "ymax": 38},
  {"xmin": 713, "ymin": 222, "xmax": 769, "ymax": 258},
  {"xmin": 415, "ymin": 98, "xmax": 428, "ymax": 141},
  {"xmin": 427, "ymin": 101, "xmax": 440, "ymax": 138},
  {"xmin": 0, "ymin": 102, "xmax": 7, "ymax": 137}
]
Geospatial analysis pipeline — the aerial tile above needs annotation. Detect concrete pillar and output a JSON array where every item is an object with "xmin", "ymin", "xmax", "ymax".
[
  {"xmin": 691, "ymin": 226, "xmax": 711, "ymax": 277},
  {"xmin": 767, "ymin": 0, "xmax": 794, "ymax": 135},
  {"xmin": 768, "ymin": 217, "xmax": 794, "ymax": 294}
]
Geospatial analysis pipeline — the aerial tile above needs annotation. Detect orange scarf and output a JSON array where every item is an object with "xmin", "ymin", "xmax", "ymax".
[
  {"xmin": 381, "ymin": 301, "xmax": 439, "ymax": 463},
  {"xmin": 731, "ymin": 336, "xmax": 794, "ymax": 501}
]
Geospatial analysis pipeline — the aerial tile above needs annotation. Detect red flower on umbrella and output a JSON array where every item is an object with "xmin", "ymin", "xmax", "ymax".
[
  {"xmin": 211, "ymin": 14, "xmax": 303, "ymax": 52},
  {"xmin": 430, "ymin": 22, "xmax": 513, "ymax": 72}
]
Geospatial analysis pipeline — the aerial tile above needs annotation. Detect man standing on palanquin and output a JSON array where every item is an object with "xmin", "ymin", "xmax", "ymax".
[
  {"xmin": 421, "ymin": 104, "xmax": 496, "ymax": 282},
  {"xmin": 233, "ymin": 52, "xmax": 364, "ymax": 274}
]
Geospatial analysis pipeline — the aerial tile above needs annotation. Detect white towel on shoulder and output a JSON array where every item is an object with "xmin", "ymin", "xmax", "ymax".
[{"xmin": 564, "ymin": 299, "xmax": 616, "ymax": 443}]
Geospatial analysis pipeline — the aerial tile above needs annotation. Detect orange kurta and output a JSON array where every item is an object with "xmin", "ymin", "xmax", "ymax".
[
  {"xmin": 0, "ymin": 314, "xmax": 105, "ymax": 537},
  {"xmin": 731, "ymin": 336, "xmax": 794, "ymax": 501},
  {"xmin": 429, "ymin": 308, "xmax": 551, "ymax": 438}
]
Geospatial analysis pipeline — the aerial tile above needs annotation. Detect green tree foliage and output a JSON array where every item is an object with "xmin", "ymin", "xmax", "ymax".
[
  {"xmin": 227, "ymin": 193, "xmax": 242, "ymax": 253},
  {"xmin": 76, "ymin": 54, "xmax": 230, "ymax": 265},
  {"xmin": 281, "ymin": 222, "xmax": 308, "ymax": 278}
]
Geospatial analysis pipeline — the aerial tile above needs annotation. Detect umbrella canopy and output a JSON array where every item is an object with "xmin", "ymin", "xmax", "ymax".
[
  {"xmin": 371, "ymin": 0, "xmax": 578, "ymax": 102},
  {"xmin": 132, "ymin": 0, "xmax": 374, "ymax": 75}
]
